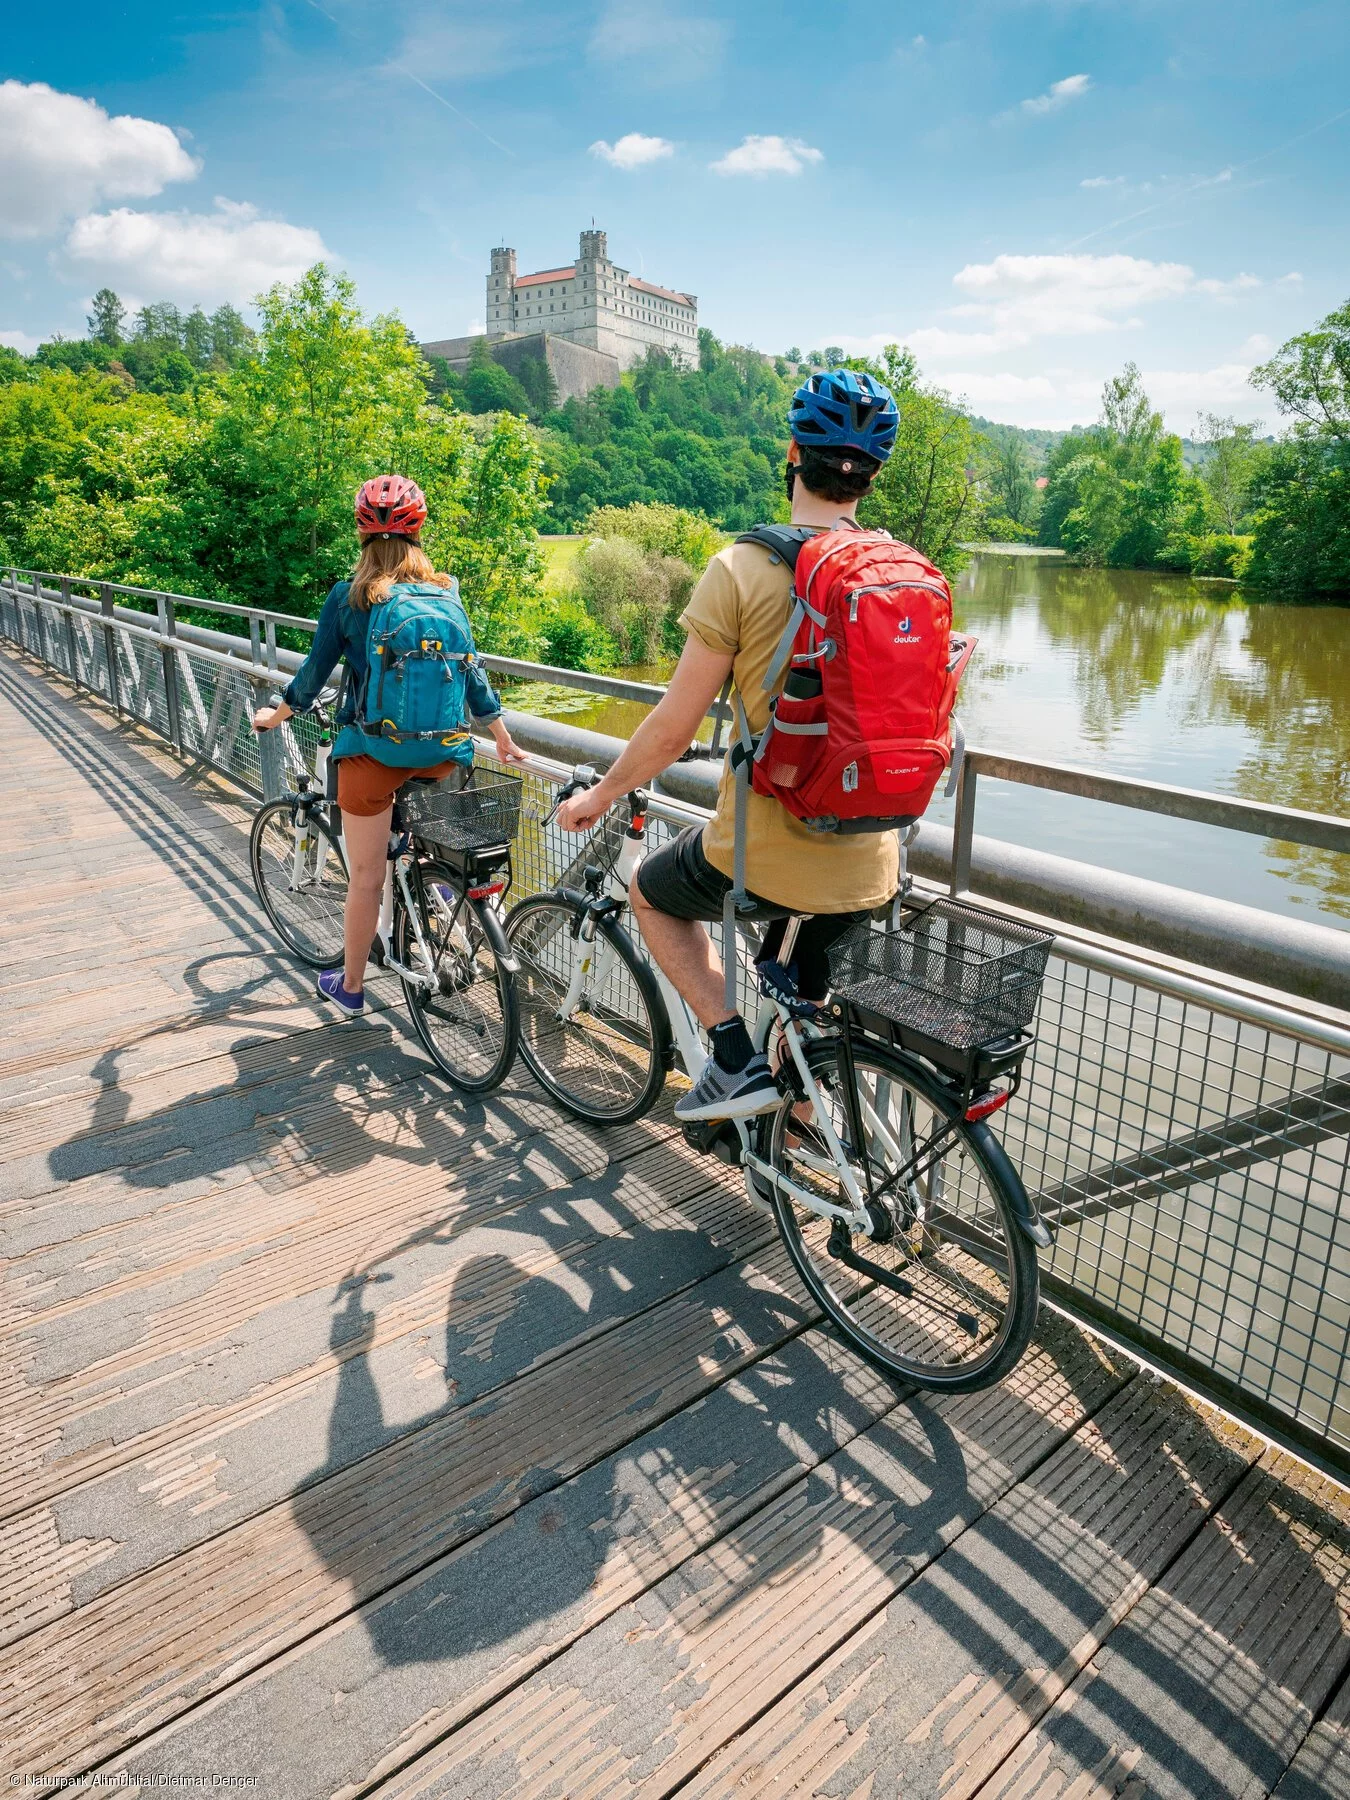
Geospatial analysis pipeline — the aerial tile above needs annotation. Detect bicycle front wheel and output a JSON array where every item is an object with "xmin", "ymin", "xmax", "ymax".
[
  {"xmin": 505, "ymin": 892, "xmax": 669, "ymax": 1126},
  {"xmin": 249, "ymin": 798, "xmax": 348, "ymax": 968},
  {"xmin": 765, "ymin": 1035, "xmax": 1039, "ymax": 1392},
  {"xmin": 396, "ymin": 863, "xmax": 518, "ymax": 1092}
]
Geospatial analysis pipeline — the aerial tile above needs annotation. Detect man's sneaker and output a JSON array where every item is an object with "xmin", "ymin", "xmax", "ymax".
[
  {"xmin": 317, "ymin": 970, "xmax": 364, "ymax": 1016},
  {"xmin": 675, "ymin": 1052, "xmax": 779, "ymax": 1123}
]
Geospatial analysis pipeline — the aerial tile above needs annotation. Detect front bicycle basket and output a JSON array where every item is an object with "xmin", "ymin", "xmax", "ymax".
[
  {"xmin": 399, "ymin": 772, "xmax": 523, "ymax": 853},
  {"xmin": 828, "ymin": 897, "xmax": 1052, "ymax": 1055}
]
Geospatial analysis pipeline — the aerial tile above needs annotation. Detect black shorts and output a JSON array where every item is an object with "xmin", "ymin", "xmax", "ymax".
[{"xmin": 634, "ymin": 825, "xmax": 870, "ymax": 1001}]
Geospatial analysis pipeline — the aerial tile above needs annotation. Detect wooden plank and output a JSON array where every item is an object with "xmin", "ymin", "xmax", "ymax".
[
  {"xmin": 0, "ymin": 1139, "xmax": 766, "ymax": 1645},
  {"xmin": 969, "ymin": 1450, "xmax": 1350, "ymax": 1800},
  {"xmin": 679, "ymin": 1380, "xmax": 1258, "ymax": 1800},
  {"xmin": 0, "ymin": 1244, "xmax": 816, "ymax": 1772},
  {"xmin": 97, "ymin": 1326, "xmax": 911, "ymax": 1799},
  {"xmin": 1272, "ymin": 1673, "xmax": 1350, "ymax": 1800},
  {"xmin": 363, "ymin": 1319, "xmax": 1130, "ymax": 1800},
  {"xmin": 0, "ymin": 1108, "xmax": 691, "ymax": 1518}
]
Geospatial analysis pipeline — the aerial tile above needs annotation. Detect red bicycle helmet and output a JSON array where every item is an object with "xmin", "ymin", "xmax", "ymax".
[{"xmin": 355, "ymin": 474, "xmax": 427, "ymax": 540}]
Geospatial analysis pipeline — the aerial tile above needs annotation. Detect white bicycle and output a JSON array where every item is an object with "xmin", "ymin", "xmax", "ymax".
[
  {"xmin": 503, "ymin": 766, "xmax": 1055, "ymax": 1393},
  {"xmin": 249, "ymin": 701, "xmax": 520, "ymax": 1092}
]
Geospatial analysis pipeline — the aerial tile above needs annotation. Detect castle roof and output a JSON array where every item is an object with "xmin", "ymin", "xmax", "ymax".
[
  {"xmin": 514, "ymin": 266, "xmax": 576, "ymax": 288},
  {"xmin": 628, "ymin": 277, "xmax": 693, "ymax": 306}
]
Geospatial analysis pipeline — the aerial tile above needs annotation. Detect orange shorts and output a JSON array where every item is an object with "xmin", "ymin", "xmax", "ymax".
[{"xmin": 336, "ymin": 754, "xmax": 457, "ymax": 817}]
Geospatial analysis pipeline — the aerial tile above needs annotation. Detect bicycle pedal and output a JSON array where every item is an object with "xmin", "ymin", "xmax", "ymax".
[{"xmin": 681, "ymin": 1119, "xmax": 742, "ymax": 1166}]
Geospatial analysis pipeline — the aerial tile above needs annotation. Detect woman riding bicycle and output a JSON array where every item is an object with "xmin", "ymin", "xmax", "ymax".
[{"xmin": 252, "ymin": 474, "xmax": 522, "ymax": 1015}]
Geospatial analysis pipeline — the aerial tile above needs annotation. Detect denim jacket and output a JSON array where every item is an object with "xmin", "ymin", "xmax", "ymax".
[{"xmin": 283, "ymin": 579, "xmax": 502, "ymax": 766}]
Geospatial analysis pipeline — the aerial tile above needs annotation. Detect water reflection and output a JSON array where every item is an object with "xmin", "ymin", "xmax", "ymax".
[{"xmin": 519, "ymin": 553, "xmax": 1349, "ymax": 926}]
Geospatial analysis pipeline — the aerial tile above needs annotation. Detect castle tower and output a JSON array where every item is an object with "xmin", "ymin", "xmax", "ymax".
[{"xmin": 486, "ymin": 246, "xmax": 517, "ymax": 339}]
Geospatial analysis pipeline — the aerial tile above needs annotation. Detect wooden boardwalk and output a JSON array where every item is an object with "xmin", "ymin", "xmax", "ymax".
[{"xmin": 2, "ymin": 639, "xmax": 1349, "ymax": 1800}]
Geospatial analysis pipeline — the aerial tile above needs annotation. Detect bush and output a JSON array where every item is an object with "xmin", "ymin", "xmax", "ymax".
[
  {"xmin": 979, "ymin": 514, "xmax": 1038, "ymax": 544},
  {"xmin": 1189, "ymin": 532, "xmax": 1252, "ymax": 579},
  {"xmin": 534, "ymin": 592, "xmax": 617, "ymax": 670},
  {"xmin": 581, "ymin": 501, "xmax": 720, "ymax": 572},
  {"xmin": 570, "ymin": 535, "xmax": 696, "ymax": 663}
]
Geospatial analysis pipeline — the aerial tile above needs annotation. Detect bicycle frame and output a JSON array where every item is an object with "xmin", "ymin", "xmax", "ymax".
[{"xmin": 554, "ymin": 787, "xmax": 878, "ymax": 1236}]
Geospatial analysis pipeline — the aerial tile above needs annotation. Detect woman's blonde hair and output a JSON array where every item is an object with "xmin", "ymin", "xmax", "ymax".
[{"xmin": 347, "ymin": 536, "xmax": 453, "ymax": 612}]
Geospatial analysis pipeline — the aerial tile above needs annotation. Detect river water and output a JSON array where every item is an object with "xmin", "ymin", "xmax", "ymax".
[{"xmin": 521, "ymin": 551, "xmax": 1349, "ymax": 929}]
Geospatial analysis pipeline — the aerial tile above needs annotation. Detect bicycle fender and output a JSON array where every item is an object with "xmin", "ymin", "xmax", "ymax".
[{"xmin": 969, "ymin": 1120, "xmax": 1054, "ymax": 1248}]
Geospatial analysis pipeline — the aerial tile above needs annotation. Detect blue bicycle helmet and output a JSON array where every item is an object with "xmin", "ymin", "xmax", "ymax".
[{"xmin": 788, "ymin": 368, "xmax": 899, "ymax": 462}]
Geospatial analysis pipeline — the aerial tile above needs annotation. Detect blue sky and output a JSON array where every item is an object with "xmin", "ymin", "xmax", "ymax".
[{"xmin": 3, "ymin": 0, "xmax": 1347, "ymax": 429}]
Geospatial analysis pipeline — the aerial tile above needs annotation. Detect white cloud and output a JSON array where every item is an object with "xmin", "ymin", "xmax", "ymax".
[
  {"xmin": 1194, "ymin": 272, "xmax": 1261, "ymax": 299},
  {"xmin": 590, "ymin": 132, "xmax": 674, "ymax": 169},
  {"xmin": 589, "ymin": 3, "xmax": 729, "ymax": 85},
  {"xmin": 1278, "ymin": 270, "xmax": 1304, "ymax": 286},
  {"xmin": 0, "ymin": 80, "xmax": 198, "ymax": 238},
  {"xmin": 1080, "ymin": 175, "xmax": 1126, "ymax": 189},
  {"xmin": 1012, "ymin": 73, "xmax": 1092, "ymax": 119},
  {"xmin": 1239, "ymin": 334, "xmax": 1274, "ymax": 358},
  {"xmin": 1139, "ymin": 362, "xmax": 1262, "ymax": 414},
  {"xmin": 711, "ymin": 135, "xmax": 823, "ymax": 177},
  {"xmin": 947, "ymin": 252, "xmax": 1195, "ymax": 348},
  {"xmin": 0, "ymin": 328, "xmax": 41, "ymax": 355},
  {"xmin": 62, "ymin": 198, "xmax": 330, "ymax": 304}
]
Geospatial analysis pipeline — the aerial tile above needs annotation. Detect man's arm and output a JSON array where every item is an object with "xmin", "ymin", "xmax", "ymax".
[{"xmin": 556, "ymin": 634, "xmax": 732, "ymax": 831}]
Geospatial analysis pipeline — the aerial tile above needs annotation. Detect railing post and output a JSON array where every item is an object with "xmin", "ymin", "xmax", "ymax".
[
  {"xmin": 101, "ymin": 584, "xmax": 122, "ymax": 713},
  {"xmin": 254, "ymin": 676, "xmax": 284, "ymax": 800},
  {"xmin": 61, "ymin": 579, "xmax": 80, "ymax": 689},
  {"xmin": 247, "ymin": 617, "xmax": 283, "ymax": 800},
  {"xmin": 32, "ymin": 574, "xmax": 51, "ymax": 666},
  {"xmin": 157, "ymin": 593, "xmax": 183, "ymax": 753},
  {"xmin": 950, "ymin": 762, "xmax": 977, "ymax": 897}
]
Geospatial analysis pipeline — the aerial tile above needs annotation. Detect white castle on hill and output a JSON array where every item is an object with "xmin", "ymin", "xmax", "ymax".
[{"xmin": 487, "ymin": 229, "xmax": 698, "ymax": 371}]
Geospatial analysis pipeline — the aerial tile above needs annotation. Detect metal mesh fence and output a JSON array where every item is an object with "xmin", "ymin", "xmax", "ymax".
[{"xmin": 4, "ymin": 577, "xmax": 1348, "ymax": 1471}]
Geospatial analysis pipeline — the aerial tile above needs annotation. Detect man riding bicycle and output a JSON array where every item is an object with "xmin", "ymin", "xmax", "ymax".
[{"xmin": 557, "ymin": 369, "xmax": 901, "ymax": 1123}]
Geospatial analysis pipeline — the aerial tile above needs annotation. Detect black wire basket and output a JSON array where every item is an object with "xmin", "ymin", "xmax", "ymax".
[
  {"xmin": 398, "ymin": 772, "xmax": 523, "ymax": 853},
  {"xmin": 827, "ymin": 896, "xmax": 1053, "ymax": 1054}
]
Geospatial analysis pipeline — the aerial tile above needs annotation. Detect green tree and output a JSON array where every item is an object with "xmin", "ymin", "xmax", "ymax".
[
  {"xmin": 1247, "ymin": 299, "xmax": 1350, "ymax": 597},
  {"xmin": 183, "ymin": 307, "xmax": 214, "ymax": 369},
  {"xmin": 87, "ymin": 288, "xmax": 126, "ymax": 348},
  {"xmin": 986, "ymin": 431, "xmax": 1037, "ymax": 527},
  {"xmin": 852, "ymin": 345, "xmax": 981, "ymax": 576},
  {"xmin": 1195, "ymin": 412, "xmax": 1266, "ymax": 532},
  {"xmin": 516, "ymin": 352, "xmax": 558, "ymax": 419},
  {"xmin": 135, "ymin": 301, "xmax": 184, "ymax": 345},
  {"xmin": 208, "ymin": 304, "xmax": 255, "ymax": 366},
  {"xmin": 1251, "ymin": 301, "xmax": 1350, "ymax": 441},
  {"xmin": 1037, "ymin": 367, "xmax": 1208, "ymax": 572}
]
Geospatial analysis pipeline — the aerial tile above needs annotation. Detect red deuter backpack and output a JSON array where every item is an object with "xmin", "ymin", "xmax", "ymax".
[{"xmin": 718, "ymin": 524, "xmax": 975, "ymax": 945}]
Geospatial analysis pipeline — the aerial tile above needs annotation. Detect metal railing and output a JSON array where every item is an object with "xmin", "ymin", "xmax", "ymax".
[{"xmin": 4, "ymin": 565, "xmax": 1349, "ymax": 1480}]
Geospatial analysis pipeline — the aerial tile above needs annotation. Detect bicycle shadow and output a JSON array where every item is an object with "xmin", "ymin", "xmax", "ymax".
[
  {"xmin": 287, "ymin": 1158, "xmax": 1107, "ymax": 1687},
  {"xmin": 276, "ymin": 1185, "xmax": 1339, "ymax": 1800}
]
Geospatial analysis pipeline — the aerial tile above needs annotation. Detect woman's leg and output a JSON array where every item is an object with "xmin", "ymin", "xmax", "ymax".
[{"xmin": 342, "ymin": 805, "xmax": 393, "ymax": 992}]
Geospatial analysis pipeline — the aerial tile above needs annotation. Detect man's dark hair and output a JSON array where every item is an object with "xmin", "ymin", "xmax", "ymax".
[{"xmin": 787, "ymin": 443, "xmax": 881, "ymax": 504}]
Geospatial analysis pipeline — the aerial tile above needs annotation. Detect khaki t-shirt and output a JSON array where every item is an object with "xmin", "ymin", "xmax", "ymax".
[{"xmin": 681, "ymin": 538, "xmax": 899, "ymax": 913}]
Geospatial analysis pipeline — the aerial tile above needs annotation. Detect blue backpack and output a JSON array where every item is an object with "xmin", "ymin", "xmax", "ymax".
[{"xmin": 357, "ymin": 581, "xmax": 478, "ymax": 767}]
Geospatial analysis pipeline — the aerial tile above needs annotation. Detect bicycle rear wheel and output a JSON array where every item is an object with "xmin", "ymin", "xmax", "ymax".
[
  {"xmin": 764, "ymin": 1035, "xmax": 1038, "ymax": 1392},
  {"xmin": 396, "ymin": 862, "xmax": 518, "ymax": 1092},
  {"xmin": 505, "ymin": 892, "xmax": 669, "ymax": 1126},
  {"xmin": 249, "ymin": 798, "xmax": 347, "ymax": 968}
]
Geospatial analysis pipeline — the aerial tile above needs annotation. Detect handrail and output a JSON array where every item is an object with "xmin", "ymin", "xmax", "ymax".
[
  {"xmin": 8, "ymin": 564, "xmax": 1346, "ymax": 863},
  {"xmin": 960, "ymin": 750, "xmax": 1350, "ymax": 856}
]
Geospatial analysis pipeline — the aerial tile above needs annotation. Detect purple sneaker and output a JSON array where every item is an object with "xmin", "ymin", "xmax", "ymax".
[{"xmin": 317, "ymin": 970, "xmax": 364, "ymax": 1016}]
